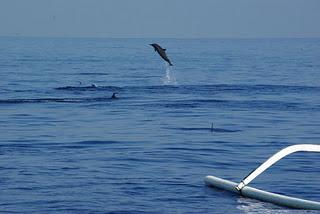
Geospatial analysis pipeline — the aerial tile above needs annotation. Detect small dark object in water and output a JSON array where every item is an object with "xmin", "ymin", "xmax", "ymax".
[
  {"xmin": 210, "ymin": 123, "xmax": 214, "ymax": 132},
  {"xmin": 111, "ymin": 93, "xmax": 118, "ymax": 99},
  {"xmin": 91, "ymin": 84, "xmax": 97, "ymax": 88}
]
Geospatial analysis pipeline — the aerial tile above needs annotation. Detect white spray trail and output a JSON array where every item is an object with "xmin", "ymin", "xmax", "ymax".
[{"xmin": 163, "ymin": 62, "xmax": 177, "ymax": 85}]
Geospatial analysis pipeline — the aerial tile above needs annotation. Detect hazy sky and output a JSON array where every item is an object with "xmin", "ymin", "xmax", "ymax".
[{"xmin": 0, "ymin": 0, "xmax": 319, "ymax": 38}]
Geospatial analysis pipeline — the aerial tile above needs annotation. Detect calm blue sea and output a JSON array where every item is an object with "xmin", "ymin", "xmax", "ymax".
[{"xmin": 0, "ymin": 37, "xmax": 319, "ymax": 213}]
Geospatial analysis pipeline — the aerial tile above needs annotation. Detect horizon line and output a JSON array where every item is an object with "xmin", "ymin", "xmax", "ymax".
[{"xmin": 1, "ymin": 35, "xmax": 320, "ymax": 40}]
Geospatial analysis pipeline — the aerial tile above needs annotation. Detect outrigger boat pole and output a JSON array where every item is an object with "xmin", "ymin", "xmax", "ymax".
[{"xmin": 205, "ymin": 144, "xmax": 320, "ymax": 209}]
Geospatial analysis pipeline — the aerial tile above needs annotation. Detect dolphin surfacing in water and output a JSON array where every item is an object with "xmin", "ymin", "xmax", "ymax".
[
  {"xmin": 111, "ymin": 92, "xmax": 118, "ymax": 99},
  {"xmin": 150, "ymin": 43, "xmax": 173, "ymax": 66}
]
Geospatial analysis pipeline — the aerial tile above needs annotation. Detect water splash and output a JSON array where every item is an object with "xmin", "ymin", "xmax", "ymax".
[
  {"xmin": 162, "ymin": 62, "xmax": 177, "ymax": 85},
  {"xmin": 236, "ymin": 198, "xmax": 303, "ymax": 214}
]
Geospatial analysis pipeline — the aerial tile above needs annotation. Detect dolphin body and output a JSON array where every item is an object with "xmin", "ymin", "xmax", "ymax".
[
  {"xmin": 150, "ymin": 43, "xmax": 173, "ymax": 66},
  {"xmin": 111, "ymin": 92, "xmax": 118, "ymax": 99}
]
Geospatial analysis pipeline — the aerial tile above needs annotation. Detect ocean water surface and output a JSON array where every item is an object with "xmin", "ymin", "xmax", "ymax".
[{"xmin": 0, "ymin": 37, "xmax": 319, "ymax": 213}]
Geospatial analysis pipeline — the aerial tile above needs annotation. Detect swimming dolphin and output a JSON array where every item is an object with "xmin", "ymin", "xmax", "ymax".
[
  {"xmin": 111, "ymin": 92, "xmax": 118, "ymax": 99},
  {"xmin": 149, "ymin": 43, "xmax": 173, "ymax": 66}
]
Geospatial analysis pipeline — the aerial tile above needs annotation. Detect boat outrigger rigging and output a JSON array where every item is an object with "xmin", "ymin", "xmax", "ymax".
[{"xmin": 204, "ymin": 144, "xmax": 320, "ymax": 210}]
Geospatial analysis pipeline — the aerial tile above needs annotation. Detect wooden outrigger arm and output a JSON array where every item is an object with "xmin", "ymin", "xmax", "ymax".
[{"xmin": 236, "ymin": 144, "xmax": 320, "ymax": 191}]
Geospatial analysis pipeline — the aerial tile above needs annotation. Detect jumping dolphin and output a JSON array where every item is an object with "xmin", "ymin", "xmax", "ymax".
[{"xmin": 149, "ymin": 43, "xmax": 173, "ymax": 66}]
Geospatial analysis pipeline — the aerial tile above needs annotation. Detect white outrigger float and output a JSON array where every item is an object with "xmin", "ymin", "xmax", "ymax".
[{"xmin": 204, "ymin": 144, "xmax": 320, "ymax": 209}]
